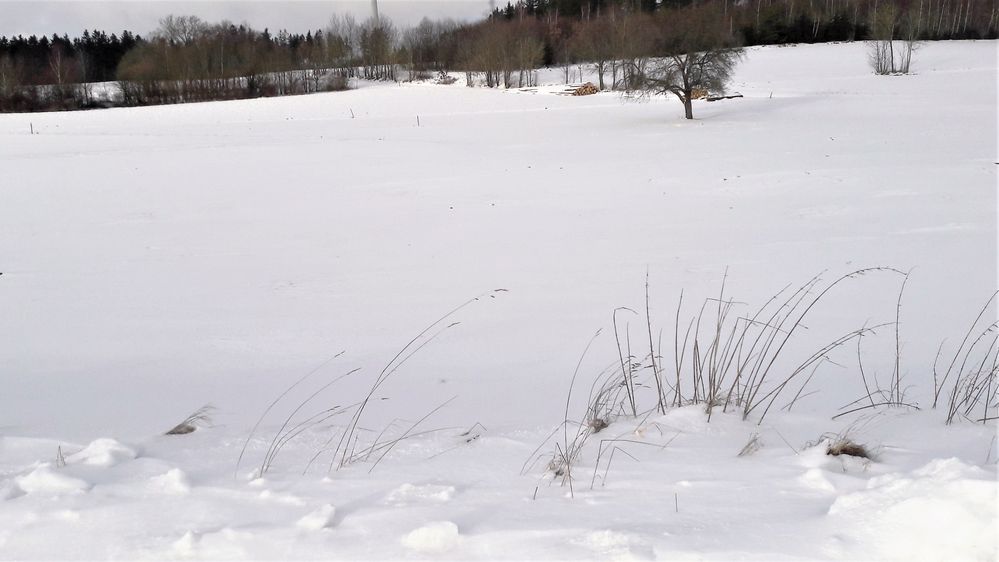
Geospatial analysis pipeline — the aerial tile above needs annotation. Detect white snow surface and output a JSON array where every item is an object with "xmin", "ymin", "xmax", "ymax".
[
  {"xmin": 0, "ymin": 41, "xmax": 996, "ymax": 560},
  {"xmin": 400, "ymin": 520, "xmax": 462, "ymax": 554}
]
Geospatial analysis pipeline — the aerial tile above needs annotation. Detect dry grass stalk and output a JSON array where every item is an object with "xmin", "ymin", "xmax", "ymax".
[
  {"xmin": 238, "ymin": 290, "xmax": 505, "ymax": 477},
  {"xmin": 165, "ymin": 405, "xmax": 215, "ymax": 435}
]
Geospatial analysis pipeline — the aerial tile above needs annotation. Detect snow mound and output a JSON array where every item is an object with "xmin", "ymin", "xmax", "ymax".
[
  {"xmin": 796, "ymin": 442, "xmax": 834, "ymax": 468},
  {"xmin": 656, "ymin": 406, "xmax": 718, "ymax": 434},
  {"xmin": 387, "ymin": 483, "xmax": 456, "ymax": 504},
  {"xmin": 258, "ymin": 489, "xmax": 305, "ymax": 505},
  {"xmin": 401, "ymin": 521, "xmax": 461, "ymax": 554},
  {"xmin": 577, "ymin": 530, "xmax": 654, "ymax": 561},
  {"xmin": 0, "ymin": 479, "xmax": 24, "ymax": 500},
  {"xmin": 912, "ymin": 457, "xmax": 987, "ymax": 480},
  {"xmin": 68, "ymin": 438, "xmax": 137, "ymax": 467},
  {"xmin": 798, "ymin": 468, "xmax": 836, "ymax": 493},
  {"xmin": 148, "ymin": 468, "xmax": 191, "ymax": 495},
  {"xmin": 14, "ymin": 465, "xmax": 90, "ymax": 494},
  {"xmin": 171, "ymin": 531, "xmax": 200, "ymax": 557},
  {"xmin": 297, "ymin": 504, "xmax": 337, "ymax": 530},
  {"xmin": 170, "ymin": 528, "xmax": 250, "ymax": 559},
  {"xmin": 827, "ymin": 458, "xmax": 997, "ymax": 561}
]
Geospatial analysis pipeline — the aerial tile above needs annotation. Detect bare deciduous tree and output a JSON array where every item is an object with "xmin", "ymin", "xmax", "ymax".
[
  {"xmin": 359, "ymin": 16, "xmax": 398, "ymax": 80},
  {"xmin": 868, "ymin": 4, "xmax": 920, "ymax": 74},
  {"xmin": 157, "ymin": 15, "xmax": 209, "ymax": 44},
  {"xmin": 461, "ymin": 18, "xmax": 543, "ymax": 89},
  {"xmin": 570, "ymin": 14, "xmax": 615, "ymax": 90},
  {"xmin": 635, "ymin": 4, "xmax": 743, "ymax": 120}
]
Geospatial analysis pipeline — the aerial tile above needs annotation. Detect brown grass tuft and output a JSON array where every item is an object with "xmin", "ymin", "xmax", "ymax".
[{"xmin": 826, "ymin": 439, "xmax": 870, "ymax": 459}]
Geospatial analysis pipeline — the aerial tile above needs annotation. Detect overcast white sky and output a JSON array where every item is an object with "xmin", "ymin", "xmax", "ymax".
[{"xmin": 0, "ymin": 1, "xmax": 496, "ymax": 38}]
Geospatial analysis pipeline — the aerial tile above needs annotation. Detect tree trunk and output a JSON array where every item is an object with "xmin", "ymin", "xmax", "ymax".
[{"xmin": 683, "ymin": 96, "xmax": 693, "ymax": 119}]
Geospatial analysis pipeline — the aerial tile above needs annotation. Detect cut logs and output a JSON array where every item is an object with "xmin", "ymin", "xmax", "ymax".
[{"xmin": 571, "ymin": 82, "xmax": 600, "ymax": 96}]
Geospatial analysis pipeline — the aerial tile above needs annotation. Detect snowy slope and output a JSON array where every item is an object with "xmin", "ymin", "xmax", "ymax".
[{"xmin": 0, "ymin": 41, "xmax": 996, "ymax": 560}]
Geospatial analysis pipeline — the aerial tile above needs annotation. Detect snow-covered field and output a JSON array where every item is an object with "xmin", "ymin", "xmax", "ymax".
[{"xmin": 0, "ymin": 41, "xmax": 996, "ymax": 560}]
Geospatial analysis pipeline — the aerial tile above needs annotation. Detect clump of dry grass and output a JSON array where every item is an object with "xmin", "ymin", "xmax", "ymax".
[
  {"xmin": 588, "ymin": 418, "xmax": 609, "ymax": 433},
  {"xmin": 825, "ymin": 437, "xmax": 871, "ymax": 459},
  {"xmin": 528, "ymin": 269, "xmax": 907, "ymax": 493},
  {"xmin": 524, "ymin": 330, "xmax": 681, "ymax": 497},
  {"xmin": 165, "ymin": 405, "xmax": 215, "ymax": 435},
  {"xmin": 525, "ymin": 330, "xmax": 605, "ymax": 496},
  {"xmin": 933, "ymin": 292, "xmax": 999, "ymax": 425},
  {"xmin": 811, "ymin": 417, "xmax": 877, "ymax": 460},
  {"xmin": 608, "ymin": 268, "xmax": 905, "ymax": 424}
]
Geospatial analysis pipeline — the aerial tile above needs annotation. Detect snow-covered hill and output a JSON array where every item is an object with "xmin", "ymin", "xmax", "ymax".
[{"xmin": 0, "ymin": 41, "xmax": 995, "ymax": 560}]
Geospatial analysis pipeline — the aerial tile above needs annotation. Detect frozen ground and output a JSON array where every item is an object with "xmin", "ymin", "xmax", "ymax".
[{"xmin": 0, "ymin": 41, "xmax": 996, "ymax": 560}]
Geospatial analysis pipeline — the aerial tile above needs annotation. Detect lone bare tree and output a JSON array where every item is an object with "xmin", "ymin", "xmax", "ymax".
[{"xmin": 635, "ymin": 4, "xmax": 743, "ymax": 120}]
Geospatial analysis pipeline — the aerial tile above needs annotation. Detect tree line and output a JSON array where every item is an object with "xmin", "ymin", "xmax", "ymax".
[
  {"xmin": 1, "ymin": 0, "xmax": 995, "ymax": 112},
  {"xmin": 0, "ymin": 30, "xmax": 140, "ymax": 110}
]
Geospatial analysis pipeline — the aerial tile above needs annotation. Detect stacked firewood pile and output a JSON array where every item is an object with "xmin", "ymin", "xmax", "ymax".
[{"xmin": 571, "ymin": 82, "xmax": 600, "ymax": 96}]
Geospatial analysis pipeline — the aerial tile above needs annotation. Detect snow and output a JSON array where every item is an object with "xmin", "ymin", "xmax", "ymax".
[
  {"xmin": 828, "ymin": 458, "xmax": 997, "ymax": 561},
  {"xmin": 400, "ymin": 520, "xmax": 462, "ymax": 554},
  {"xmin": 386, "ymin": 482, "xmax": 457, "ymax": 504},
  {"xmin": 67, "ymin": 437, "xmax": 138, "ymax": 467},
  {"xmin": 0, "ymin": 41, "xmax": 996, "ymax": 560},
  {"xmin": 147, "ymin": 467, "xmax": 192, "ymax": 495},
  {"xmin": 13, "ymin": 464, "xmax": 90, "ymax": 495},
  {"xmin": 297, "ymin": 503, "xmax": 337, "ymax": 530}
]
